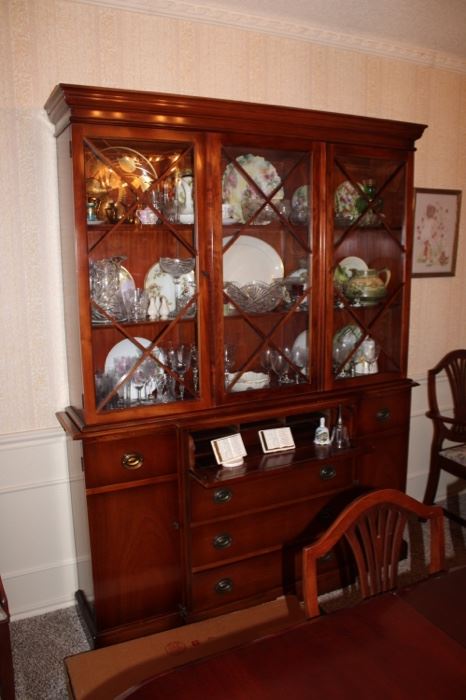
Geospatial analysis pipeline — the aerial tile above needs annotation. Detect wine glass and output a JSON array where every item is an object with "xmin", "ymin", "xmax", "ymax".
[
  {"xmin": 159, "ymin": 257, "xmax": 195, "ymax": 314},
  {"xmin": 191, "ymin": 344, "xmax": 199, "ymax": 393},
  {"xmin": 260, "ymin": 347, "xmax": 274, "ymax": 380},
  {"xmin": 168, "ymin": 344, "xmax": 192, "ymax": 400},
  {"xmin": 271, "ymin": 348, "xmax": 293, "ymax": 384},
  {"xmin": 133, "ymin": 366, "xmax": 148, "ymax": 404},
  {"xmin": 291, "ymin": 346, "xmax": 307, "ymax": 383},
  {"xmin": 224, "ymin": 344, "xmax": 236, "ymax": 387}
]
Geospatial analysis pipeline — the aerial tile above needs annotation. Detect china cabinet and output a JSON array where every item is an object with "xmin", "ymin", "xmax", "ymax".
[{"xmin": 45, "ymin": 84, "xmax": 425, "ymax": 646}]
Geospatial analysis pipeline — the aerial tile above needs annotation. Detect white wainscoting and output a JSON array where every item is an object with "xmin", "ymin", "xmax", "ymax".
[
  {"xmin": 0, "ymin": 376, "xmax": 460, "ymax": 619},
  {"xmin": 0, "ymin": 429, "xmax": 80, "ymax": 620}
]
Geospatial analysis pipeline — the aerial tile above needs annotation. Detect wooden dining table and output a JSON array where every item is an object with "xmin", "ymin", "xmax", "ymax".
[{"xmin": 118, "ymin": 566, "xmax": 466, "ymax": 699}]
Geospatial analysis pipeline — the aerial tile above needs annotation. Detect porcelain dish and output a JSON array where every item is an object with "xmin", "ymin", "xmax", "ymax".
[
  {"xmin": 226, "ymin": 371, "xmax": 270, "ymax": 392},
  {"xmin": 223, "ymin": 235, "xmax": 284, "ymax": 286},
  {"xmin": 222, "ymin": 154, "xmax": 284, "ymax": 223},
  {"xmin": 144, "ymin": 261, "xmax": 195, "ymax": 314}
]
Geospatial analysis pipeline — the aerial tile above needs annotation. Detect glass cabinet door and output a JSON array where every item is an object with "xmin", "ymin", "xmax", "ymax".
[
  {"xmin": 83, "ymin": 133, "xmax": 203, "ymax": 415},
  {"xmin": 330, "ymin": 147, "xmax": 409, "ymax": 383},
  {"xmin": 220, "ymin": 146, "xmax": 314, "ymax": 396}
]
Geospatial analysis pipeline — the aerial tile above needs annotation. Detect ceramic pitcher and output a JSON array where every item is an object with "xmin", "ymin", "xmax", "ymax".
[{"xmin": 344, "ymin": 267, "xmax": 391, "ymax": 306}]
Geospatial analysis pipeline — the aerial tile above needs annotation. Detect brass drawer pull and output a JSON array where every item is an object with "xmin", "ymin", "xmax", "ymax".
[
  {"xmin": 215, "ymin": 578, "xmax": 233, "ymax": 594},
  {"xmin": 213, "ymin": 533, "xmax": 233, "ymax": 549},
  {"xmin": 121, "ymin": 452, "xmax": 144, "ymax": 470},
  {"xmin": 376, "ymin": 407, "xmax": 391, "ymax": 422},
  {"xmin": 320, "ymin": 466, "xmax": 336, "ymax": 481},
  {"xmin": 213, "ymin": 488, "xmax": 233, "ymax": 504}
]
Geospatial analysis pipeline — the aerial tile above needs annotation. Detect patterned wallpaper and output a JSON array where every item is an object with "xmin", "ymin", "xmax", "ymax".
[{"xmin": 1, "ymin": 0, "xmax": 465, "ymax": 433}]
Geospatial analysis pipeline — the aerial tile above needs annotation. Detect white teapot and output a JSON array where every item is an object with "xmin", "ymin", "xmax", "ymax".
[{"xmin": 176, "ymin": 172, "xmax": 194, "ymax": 224}]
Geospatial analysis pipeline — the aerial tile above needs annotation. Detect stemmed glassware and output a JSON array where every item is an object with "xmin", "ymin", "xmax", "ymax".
[
  {"xmin": 159, "ymin": 257, "xmax": 195, "ymax": 315},
  {"xmin": 191, "ymin": 344, "xmax": 199, "ymax": 394},
  {"xmin": 224, "ymin": 344, "xmax": 236, "ymax": 387},
  {"xmin": 133, "ymin": 366, "xmax": 148, "ymax": 404},
  {"xmin": 271, "ymin": 347, "xmax": 294, "ymax": 384},
  {"xmin": 260, "ymin": 347, "xmax": 273, "ymax": 381},
  {"xmin": 168, "ymin": 344, "xmax": 192, "ymax": 400},
  {"xmin": 290, "ymin": 346, "xmax": 306, "ymax": 383}
]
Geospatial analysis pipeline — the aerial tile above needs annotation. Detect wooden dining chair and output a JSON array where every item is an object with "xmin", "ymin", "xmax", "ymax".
[
  {"xmin": 422, "ymin": 349, "xmax": 466, "ymax": 517},
  {"xmin": 302, "ymin": 488, "xmax": 445, "ymax": 618}
]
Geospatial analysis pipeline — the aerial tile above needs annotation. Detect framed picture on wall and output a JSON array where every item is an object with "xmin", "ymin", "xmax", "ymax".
[{"xmin": 412, "ymin": 188, "xmax": 462, "ymax": 277}]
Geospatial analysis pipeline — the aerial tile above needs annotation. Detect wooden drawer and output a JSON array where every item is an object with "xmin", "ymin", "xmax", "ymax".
[
  {"xmin": 189, "ymin": 539, "xmax": 352, "ymax": 613},
  {"xmin": 190, "ymin": 458, "xmax": 355, "ymax": 523},
  {"xmin": 191, "ymin": 495, "xmax": 335, "ymax": 568},
  {"xmin": 84, "ymin": 430, "xmax": 177, "ymax": 488},
  {"xmin": 190, "ymin": 551, "xmax": 284, "ymax": 612},
  {"xmin": 357, "ymin": 389, "xmax": 411, "ymax": 435}
]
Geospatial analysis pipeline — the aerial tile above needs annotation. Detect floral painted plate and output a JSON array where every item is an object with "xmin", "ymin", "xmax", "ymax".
[
  {"xmin": 291, "ymin": 185, "xmax": 308, "ymax": 209},
  {"xmin": 222, "ymin": 154, "xmax": 284, "ymax": 223},
  {"xmin": 334, "ymin": 181, "xmax": 359, "ymax": 222}
]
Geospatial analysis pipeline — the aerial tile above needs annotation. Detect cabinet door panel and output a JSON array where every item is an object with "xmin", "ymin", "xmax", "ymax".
[
  {"xmin": 87, "ymin": 481, "xmax": 181, "ymax": 630},
  {"xmin": 357, "ymin": 430, "xmax": 409, "ymax": 491}
]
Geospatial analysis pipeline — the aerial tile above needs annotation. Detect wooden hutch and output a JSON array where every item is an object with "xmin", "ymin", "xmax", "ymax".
[{"xmin": 45, "ymin": 84, "xmax": 426, "ymax": 647}]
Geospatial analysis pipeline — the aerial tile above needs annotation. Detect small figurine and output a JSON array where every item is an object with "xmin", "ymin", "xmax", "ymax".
[
  {"xmin": 159, "ymin": 295, "xmax": 170, "ymax": 320},
  {"xmin": 147, "ymin": 293, "xmax": 160, "ymax": 321}
]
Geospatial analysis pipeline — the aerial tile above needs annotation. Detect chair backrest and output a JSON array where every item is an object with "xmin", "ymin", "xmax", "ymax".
[
  {"xmin": 428, "ymin": 348, "xmax": 466, "ymax": 443},
  {"xmin": 302, "ymin": 488, "xmax": 445, "ymax": 618}
]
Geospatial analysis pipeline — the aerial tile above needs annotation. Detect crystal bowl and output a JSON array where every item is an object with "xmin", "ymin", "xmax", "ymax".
[{"xmin": 224, "ymin": 280, "xmax": 284, "ymax": 313}]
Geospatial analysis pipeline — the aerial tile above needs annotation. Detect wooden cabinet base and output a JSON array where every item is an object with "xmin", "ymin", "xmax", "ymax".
[{"xmin": 76, "ymin": 590, "xmax": 184, "ymax": 648}]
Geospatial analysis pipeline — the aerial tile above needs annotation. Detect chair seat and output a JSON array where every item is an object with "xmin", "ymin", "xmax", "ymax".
[{"xmin": 440, "ymin": 444, "xmax": 466, "ymax": 466}]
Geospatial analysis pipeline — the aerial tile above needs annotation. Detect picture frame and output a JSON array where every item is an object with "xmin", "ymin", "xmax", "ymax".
[{"xmin": 412, "ymin": 188, "xmax": 462, "ymax": 277}]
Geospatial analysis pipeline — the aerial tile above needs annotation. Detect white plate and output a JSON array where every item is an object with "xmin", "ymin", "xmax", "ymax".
[
  {"xmin": 337, "ymin": 256, "xmax": 368, "ymax": 278},
  {"xmin": 223, "ymin": 236, "xmax": 284, "ymax": 285},
  {"xmin": 144, "ymin": 262, "xmax": 195, "ymax": 314},
  {"xmin": 104, "ymin": 336, "xmax": 149, "ymax": 371},
  {"xmin": 222, "ymin": 154, "xmax": 284, "ymax": 223},
  {"xmin": 104, "ymin": 338, "xmax": 164, "ymax": 400}
]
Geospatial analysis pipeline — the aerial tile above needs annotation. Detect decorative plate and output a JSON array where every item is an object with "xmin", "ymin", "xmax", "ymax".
[
  {"xmin": 222, "ymin": 154, "xmax": 284, "ymax": 223},
  {"xmin": 291, "ymin": 185, "xmax": 308, "ymax": 210},
  {"xmin": 86, "ymin": 146, "xmax": 158, "ymax": 219},
  {"xmin": 223, "ymin": 235, "xmax": 284, "ymax": 286},
  {"xmin": 120, "ymin": 265, "xmax": 136, "ymax": 297},
  {"xmin": 334, "ymin": 181, "xmax": 360, "ymax": 222},
  {"xmin": 104, "ymin": 337, "xmax": 164, "ymax": 401},
  {"xmin": 144, "ymin": 262, "xmax": 195, "ymax": 314}
]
